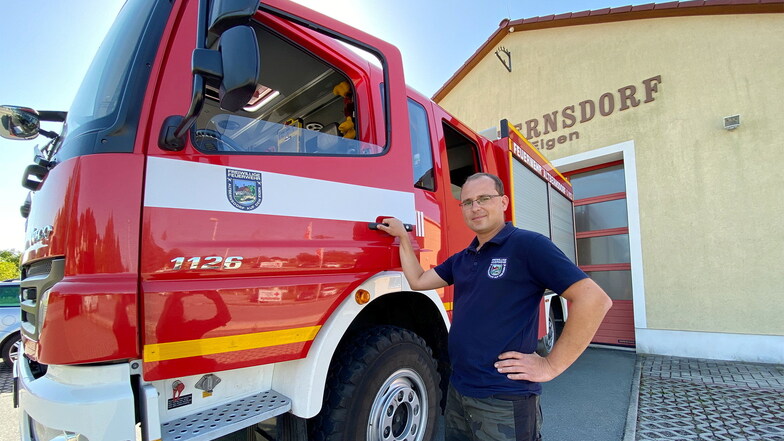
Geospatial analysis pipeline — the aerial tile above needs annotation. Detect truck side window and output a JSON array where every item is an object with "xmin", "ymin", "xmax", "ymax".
[
  {"xmin": 443, "ymin": 122, "xmax": 480, "ymax": 199},
  {"xmin": 408, "ymin": 99, "xmax": 435, "ymax": 191},
  {"xmin": 192, "ymin": 24, "xmax": 380, "ymax": 156}
]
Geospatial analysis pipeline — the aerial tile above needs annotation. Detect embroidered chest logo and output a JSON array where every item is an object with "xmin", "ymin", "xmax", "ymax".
[
  {"xmin": 226, "ymin": 168, "xmax": 263, "ymax": 211},
  {"xmin": 488, "ymin": 258, "xmax": 508, "ymax": 279}
]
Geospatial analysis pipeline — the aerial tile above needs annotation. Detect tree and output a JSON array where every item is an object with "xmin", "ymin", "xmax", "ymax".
[{"xmin": 0, "ymin": 249, "xmax": 21, "ymax": 281}]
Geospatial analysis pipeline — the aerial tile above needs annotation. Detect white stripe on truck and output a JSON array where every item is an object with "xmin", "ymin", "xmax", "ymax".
[{"xmin": 144, "ymin": 156, "xmax": 417, "ymax": 224}]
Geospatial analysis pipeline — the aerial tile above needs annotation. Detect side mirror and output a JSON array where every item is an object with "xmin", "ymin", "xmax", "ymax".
[
  {"xmin": 217, "ymin": 25, "xmax": 260, "ymax": 112},
  {"xmin": 159, "ymin": 0, "xmax": 260, "ymax": 151},
  {"xmin": 207, "ymin": 0, "xmax": 259, "ymax": 47},
  {"xmin": 0, "ymin": 106, "xmax": 40, "ymax": 140}
]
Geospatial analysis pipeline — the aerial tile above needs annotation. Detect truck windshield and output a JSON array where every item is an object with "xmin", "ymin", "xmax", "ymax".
[{"xmin": 58, "ymin": 0, "xmax": 168, "ymax": 159}]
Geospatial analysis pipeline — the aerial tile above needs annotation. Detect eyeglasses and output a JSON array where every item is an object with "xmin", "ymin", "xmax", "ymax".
[{"xmin": 459, "ymin": 194, "xmax": 502, "ymax": 209}]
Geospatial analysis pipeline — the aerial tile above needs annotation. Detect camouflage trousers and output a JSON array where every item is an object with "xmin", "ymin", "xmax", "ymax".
[{"xmin": 444, "ymin": 384, "xmax": 543, "ymax": 441}]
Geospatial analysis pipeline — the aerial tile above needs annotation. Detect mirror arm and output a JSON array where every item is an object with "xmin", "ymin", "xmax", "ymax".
[
  {"xmin": 38, "ymin": 129, "xmax": 59, "ymax": 139},
  {"xmin": 170, "ymin": 47, "xmax": 223, "ymax": 142},
  {"xmin": 161, "ymin": 76, "xmax": 206, "ymax": 150},
  {"xmin": 160, "ymin": 0, "xmax": 213, "ymax": 150}
]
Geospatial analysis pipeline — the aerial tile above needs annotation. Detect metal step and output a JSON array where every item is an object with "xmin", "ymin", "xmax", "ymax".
[{"xmin": 161, "ymin": 390, "xmax": 291, "ymax": 441}]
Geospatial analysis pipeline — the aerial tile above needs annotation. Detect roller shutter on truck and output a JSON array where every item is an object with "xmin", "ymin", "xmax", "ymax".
[
  {"xmin": 549, "ymin": 186, "xmax": 576, "ymax": 263},
  {"xmin": 512, "ymin": 160, "xmax": 550, "ymax": 237},
  {"xmin": 499, "ymin": 121, "xmax": 575, "ymax": 257}
]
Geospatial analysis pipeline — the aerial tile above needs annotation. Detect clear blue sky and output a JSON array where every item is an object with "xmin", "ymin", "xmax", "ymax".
[{"xmin": 0, "ymin": 0, "xmax": 652, "ymax": 251}]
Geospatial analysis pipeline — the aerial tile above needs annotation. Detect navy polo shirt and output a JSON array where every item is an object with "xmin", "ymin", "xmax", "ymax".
[{"xmin": 434, "ymin": 222, "xmax": 587, "ymax": 398}]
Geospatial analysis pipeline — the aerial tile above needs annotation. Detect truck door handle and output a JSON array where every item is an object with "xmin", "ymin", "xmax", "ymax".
[{"xmin": 368, "ymin": 222, "xmax": 413, "ymax": 232}]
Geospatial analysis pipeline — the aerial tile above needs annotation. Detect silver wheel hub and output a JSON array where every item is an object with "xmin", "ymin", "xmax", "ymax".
[
  {"xmin": 367, "ymin": 369, "xmax": 427, "ymax": 441},
  {"xmin": 544, "ymin": 318, "xmax": 555, "ymax": 350},
  {"xmin": 9, "ymin": 340, "xmax": 20, "ymax": 364}
]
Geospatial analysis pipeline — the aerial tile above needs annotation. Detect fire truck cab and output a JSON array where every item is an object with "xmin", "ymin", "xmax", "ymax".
[{"xmin": 5, "ymin": 1, "xmax": 574, "ymax": 440}]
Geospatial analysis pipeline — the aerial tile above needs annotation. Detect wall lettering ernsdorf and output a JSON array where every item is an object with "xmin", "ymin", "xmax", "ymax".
[{"xmin": 515, "ymin": 75, "xmax": 662, "ymax": 150}]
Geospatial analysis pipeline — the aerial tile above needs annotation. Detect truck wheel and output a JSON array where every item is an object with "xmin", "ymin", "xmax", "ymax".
[
  {"xmin": 1, "ymin": 333, "xmax": 21, "ymax": 368},
  {"xmin": 311, "ymin": 326, "xmax": 440, "ymax": 441}
]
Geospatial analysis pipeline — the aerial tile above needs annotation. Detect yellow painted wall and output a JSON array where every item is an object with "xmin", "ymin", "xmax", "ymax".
[{"xmin": 438, "ymin": 13, "xmax": 784, "ymax": 335}]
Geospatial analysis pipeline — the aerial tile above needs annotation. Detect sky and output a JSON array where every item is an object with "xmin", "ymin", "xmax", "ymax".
[{"xmin": 0, "ymin": 0, "xmax": 654, "ymax": 251}]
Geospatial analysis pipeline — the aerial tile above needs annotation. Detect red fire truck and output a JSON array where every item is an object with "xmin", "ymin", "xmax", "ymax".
[{"xmin": 2, "ymin": 0, "xmax": 575, "ymax": 440}]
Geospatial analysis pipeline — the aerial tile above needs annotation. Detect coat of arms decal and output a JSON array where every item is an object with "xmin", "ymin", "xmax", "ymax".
[
  {"xmin": 226, "ymin": 168, "xmax": 263, "ymax": 211},
  {"xmin": 488, "ymin": 258, "xmax": 507, "ymax": 279}
]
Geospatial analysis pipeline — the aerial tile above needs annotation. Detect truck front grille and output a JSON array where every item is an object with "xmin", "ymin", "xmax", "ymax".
[{"xmin": 24, "ymin": 260, "xmax": 53, "ymax": 278}]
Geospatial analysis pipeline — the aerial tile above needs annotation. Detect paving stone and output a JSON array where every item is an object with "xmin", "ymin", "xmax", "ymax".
[
  {"xmin": 635, "ymin": 355, "xmax": 784, "ymax": 441},
  {"xmin": 0, "ymin": 365, "xmax": 11, "ymax": 394}
]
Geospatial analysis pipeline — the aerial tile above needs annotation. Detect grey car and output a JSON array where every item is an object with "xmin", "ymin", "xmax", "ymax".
[{"xmin": 0, "ymin": 280, "xmax": 21, "ymax": 368}]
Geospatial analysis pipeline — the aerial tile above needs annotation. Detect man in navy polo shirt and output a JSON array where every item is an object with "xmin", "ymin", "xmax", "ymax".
[{"xmin": 379, "ymin": 173, "xmax": 611, "ymax": 441}]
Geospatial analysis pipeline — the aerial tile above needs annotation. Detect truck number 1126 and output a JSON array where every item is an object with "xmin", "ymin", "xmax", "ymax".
[{"xmin": 170, "ymin": 256, "xmax": 244, "ymax": 270}]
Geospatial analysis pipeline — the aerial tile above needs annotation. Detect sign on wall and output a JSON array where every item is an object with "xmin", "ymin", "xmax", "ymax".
[{"xmin": 514, "ymin": 75, "xmax": 662, "ymax": 151}]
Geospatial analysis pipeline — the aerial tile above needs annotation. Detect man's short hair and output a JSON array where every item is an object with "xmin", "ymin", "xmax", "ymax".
[{"xmin": 463, "ymin": 173, "xmax": 505, "ymax": 195}]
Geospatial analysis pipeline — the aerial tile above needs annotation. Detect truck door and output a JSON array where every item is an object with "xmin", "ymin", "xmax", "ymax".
[
  {"xmin": 139, "ymin": 0, "xmax": 414, "ymax": 380},
  {"xmin": 436, "ymin": 117, "xmax": 486, "ymax": 256}
]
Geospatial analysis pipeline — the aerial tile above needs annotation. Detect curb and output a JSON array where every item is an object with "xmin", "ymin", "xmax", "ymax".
[{"xmin": 621, "ymin": 354, "xmax": 642, "ymax": 441}]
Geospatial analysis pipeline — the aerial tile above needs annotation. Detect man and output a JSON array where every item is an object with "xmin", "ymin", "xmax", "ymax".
[{"xmin": 378, "ymin": 173, "xmax": 612, "ymax": 441}]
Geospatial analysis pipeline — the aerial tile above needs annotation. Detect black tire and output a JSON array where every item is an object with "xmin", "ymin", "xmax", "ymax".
[
  {"xmin": 536, "ymin": 307, "xmax": 556, "ymax": 356},
  {"xmin": 1, "ymin": 333, "xmax": 21, "ymax": 368},
  {"xmin": 310, "ymin": 326, "xmax": 441, "ymax": 441}
]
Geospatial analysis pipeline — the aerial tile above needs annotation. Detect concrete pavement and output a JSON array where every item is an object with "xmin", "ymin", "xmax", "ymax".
[{"xmin": 540, "ymin": 346, "xmax": 637, "ymax": 440}]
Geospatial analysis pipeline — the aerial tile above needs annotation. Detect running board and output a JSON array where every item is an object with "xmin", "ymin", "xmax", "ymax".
[{"xmin": 161, "ymin": 390, "xmax": 291, "ymax": 441}]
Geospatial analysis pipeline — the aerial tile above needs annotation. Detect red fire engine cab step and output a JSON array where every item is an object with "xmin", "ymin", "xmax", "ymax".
[{"xmin": 160, "ymin": 390, "xmax": 291, "ymax": 441}]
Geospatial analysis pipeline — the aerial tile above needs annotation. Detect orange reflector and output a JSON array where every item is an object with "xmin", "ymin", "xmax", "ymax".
[{"xmin": 355, "ymin": 289, "xmax": 371, "ymax": 305}]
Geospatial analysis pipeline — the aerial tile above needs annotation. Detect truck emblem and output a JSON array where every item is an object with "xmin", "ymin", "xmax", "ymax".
[
  {"xmin": 226, "ymin": 168, "xmax": 263, "ymax": 211},
  {"xmin": 26, "ymin": 224, "xmax": 54, "ymax": 248},
  {"xmin": 488, "ymin": 258, "xmax": 507, "ymax": 279}
]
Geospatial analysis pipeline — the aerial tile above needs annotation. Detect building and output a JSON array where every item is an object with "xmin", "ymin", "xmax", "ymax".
[{"xmin": 433, "ymin": 1, "xmax": 784, "ymax": 363}]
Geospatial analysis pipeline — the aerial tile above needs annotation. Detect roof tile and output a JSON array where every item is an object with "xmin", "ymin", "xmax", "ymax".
[
  {"xmin": 631, "ymin": 3, "xmax": 657, "ymax": 10},
  {"xmin": 590, "ymin": 8, "xmax": 612, "ymax": 15},
  {"xmin": 571, "ymin": 10, "xmax": 592, "ymax": 17},
  {"xmin": 679, "ymin": 1, "xmax": 706, "ymax": 6},
  {"xmin": 654, "ymin": 2, "xmax": 681, "ymax": 8},
  {"xmin": 610, "ymin": 6, "xmax": 634, "ymax": 13}
]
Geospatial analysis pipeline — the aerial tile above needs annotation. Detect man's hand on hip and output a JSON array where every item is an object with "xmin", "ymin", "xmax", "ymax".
[{"xmin": 495, "ymin": 351, "xmax": 560, "ymax": 383}]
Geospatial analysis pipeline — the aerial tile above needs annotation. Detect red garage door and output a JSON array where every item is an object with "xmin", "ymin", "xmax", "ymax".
[{"xmin": 566, "ymin": 161, "xmax": 635, "ymax": 347}]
